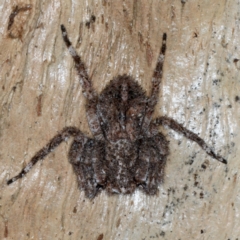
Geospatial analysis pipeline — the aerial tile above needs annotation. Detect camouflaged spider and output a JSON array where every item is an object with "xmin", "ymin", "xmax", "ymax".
[{"xmin": 7, "ymin": 25, "xmax": 227, "ymax": 199}]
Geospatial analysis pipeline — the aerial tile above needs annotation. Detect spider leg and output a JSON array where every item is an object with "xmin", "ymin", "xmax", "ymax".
[
  {"xmin": 142, "ymin": 33, "xmax": 167, "ymax": 130},
  {"xmin": 60, "ymin": 25, "xmax": 95, "ymax": 100},
  {"xmin": 61, "ymin": 25, "xmax": 103, "ymax": 140},
  {"xmin": 69, "ymin": 138, "xmax": 106, "ymax": 198},
  {"xmin": 7, "ymin": 127, "xmax": 84, "ymax": 185},
  {"xmin": 154, "ymin": 116, "xmax": 227, "ymax": 164},
  {"xmin": 135, "ymin": 134, "xmax": 169, "ymax": 195}
]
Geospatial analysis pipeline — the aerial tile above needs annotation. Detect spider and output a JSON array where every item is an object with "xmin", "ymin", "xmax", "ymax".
[{"xmin": 7, "ymin": 25, "xmax": 227, "ymax": 199}]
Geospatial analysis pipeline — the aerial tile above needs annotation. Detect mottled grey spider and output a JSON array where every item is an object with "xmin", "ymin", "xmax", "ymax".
[{"xmin": 7, "ymin": 25, "xmax": 227, "ymax": 199}]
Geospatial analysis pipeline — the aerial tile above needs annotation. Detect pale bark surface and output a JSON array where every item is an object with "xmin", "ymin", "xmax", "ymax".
[{"xmin": 0, "ymin": 0, "xmax": 239, "ymax": 239}]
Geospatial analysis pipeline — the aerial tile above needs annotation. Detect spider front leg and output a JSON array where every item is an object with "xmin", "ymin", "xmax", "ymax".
[
  {"xmin": 61, "ymin": 25, "xmax": 95, "ymax": 100},
  {"xmin": 154, "ymin": 116, "xmax": 227, "ymax": 164},
  {"xmin": 7, "ymin": 127, "xmax": 84, "ymax": 185},
  {"xmin": 142, "ymin": 32, "xmax": 167, "ymax": 130},
  {"xmin": 61, "ymin": 25, "xmax": 103, "ymax": 140}
]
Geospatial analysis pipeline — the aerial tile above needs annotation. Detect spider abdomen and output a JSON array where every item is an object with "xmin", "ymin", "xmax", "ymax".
[{"xmin": 105, "ymin": 139, "xmax": 138, "ymax": 194}]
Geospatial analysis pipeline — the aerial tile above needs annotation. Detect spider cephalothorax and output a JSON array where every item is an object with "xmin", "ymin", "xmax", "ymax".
[{"xmin": 7, "ymin": 25, "xmax": 227, "ymax": 199}]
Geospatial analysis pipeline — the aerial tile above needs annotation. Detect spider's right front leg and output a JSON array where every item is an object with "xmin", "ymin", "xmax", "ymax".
[{"xmin": 142, "ymin": 32, "xmax": 167, "ymax": 131}]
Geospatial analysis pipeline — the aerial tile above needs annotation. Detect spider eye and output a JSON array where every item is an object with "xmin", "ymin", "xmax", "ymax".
[
  {"xmin": 118, "ymin": 112, "xmax": 125, "ymax": 121},
  {"xmin": 114, "ymin": 93, "xmax": 120, "ymax": 98},
  {"xmin": 128, "ymin": 90, "xmax": 134, "ymax": 99}
]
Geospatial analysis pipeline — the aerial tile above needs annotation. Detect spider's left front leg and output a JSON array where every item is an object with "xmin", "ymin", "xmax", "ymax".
[
  {"xmin": 61, "ymin": 25, "xmax": 95, "ymax": 100},
  {"xmin": 154, "ymin": 116, "xmax": 227, "ymax": 164},
  {"xmin": 61, "ymin": 25, "xmax": 103, "ymax": 140}
]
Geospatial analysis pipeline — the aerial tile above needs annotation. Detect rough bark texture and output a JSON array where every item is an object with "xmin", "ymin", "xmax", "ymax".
[{"xmin": 1, "ymin": 0, "xmax": 238, "ymax": 239}]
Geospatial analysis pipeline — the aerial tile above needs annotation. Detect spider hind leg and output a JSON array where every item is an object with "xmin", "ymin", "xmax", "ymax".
[
  {"xmin": 7, "ymin": 127, "xmax": 84, "ymax": 185},
  {"xmin": 155, "ymin": 116, "xmax": 227, "ymax": 164}
]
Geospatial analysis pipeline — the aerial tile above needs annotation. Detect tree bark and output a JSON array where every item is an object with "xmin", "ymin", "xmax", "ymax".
[{"xmin": 1, "ymin": 0, "xmax": 238, "ymax": 239}]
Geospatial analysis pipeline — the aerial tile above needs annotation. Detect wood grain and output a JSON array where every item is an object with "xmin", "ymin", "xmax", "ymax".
[{"xmin": 1, "ymin": 0, "xmax": 238, "ymax": 239}]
